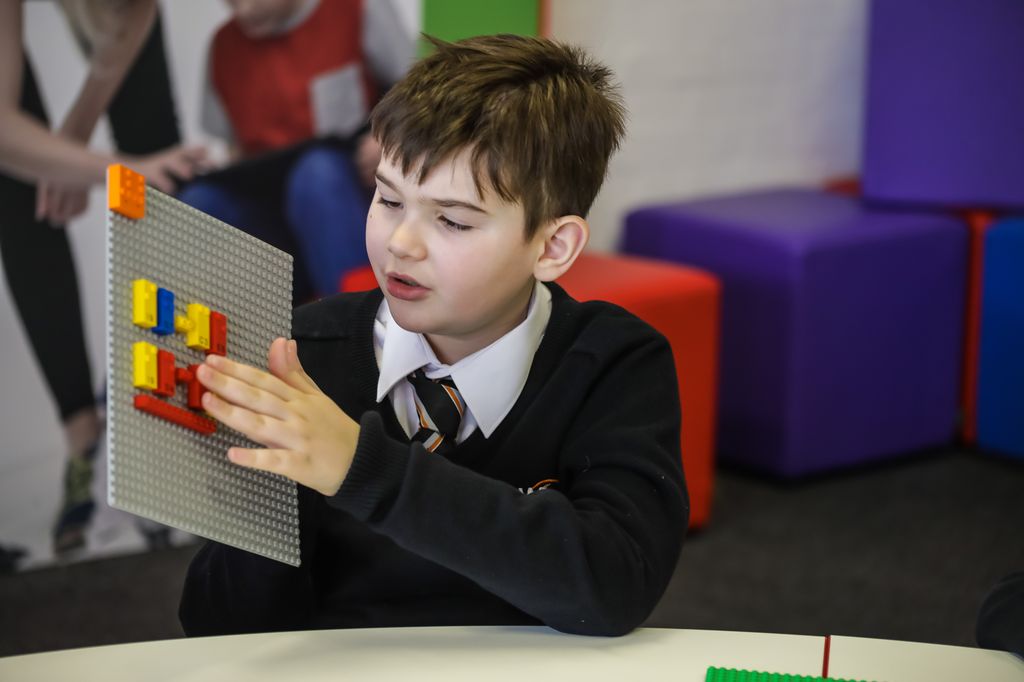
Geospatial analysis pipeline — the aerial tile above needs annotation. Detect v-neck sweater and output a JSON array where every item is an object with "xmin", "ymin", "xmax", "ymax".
[{"xmin": 180, "ymin": 282, "xmax": 688, "ymax": 637}]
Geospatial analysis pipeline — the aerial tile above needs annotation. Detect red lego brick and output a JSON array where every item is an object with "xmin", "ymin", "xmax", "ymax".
[
  {"xmin": 175, "ymin": 367, "xmax": 193, "ymax": 384},
  {"xmin": 208, "ymin": 311, "xmax": 227, "ymax": 356},
  {"xmin": 154, "ymin": 350, "xmax": 177, "ymax": 397},
  {"xmin": 133, "ymin": 394, "xmax": 215, "ymax": 435},
  {"xmin": 186, "ymin": 363, "xmax": 206, "ymax": 410}
]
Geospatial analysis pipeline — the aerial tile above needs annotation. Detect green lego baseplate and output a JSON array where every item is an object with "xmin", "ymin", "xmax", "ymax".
[{"xmin": 706, "ymin": 667, "xmax": 877, "ymax": 682}]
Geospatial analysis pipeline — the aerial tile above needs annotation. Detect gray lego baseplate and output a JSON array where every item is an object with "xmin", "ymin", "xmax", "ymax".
[{"xmin": 105, "ymin": 177, "xmax": 300, "ymax": 565}]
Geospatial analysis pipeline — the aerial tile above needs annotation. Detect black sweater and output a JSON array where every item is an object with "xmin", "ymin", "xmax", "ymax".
[{"xmin": 180, "ymin": 283, "xmax": 688, "ymax": 637}]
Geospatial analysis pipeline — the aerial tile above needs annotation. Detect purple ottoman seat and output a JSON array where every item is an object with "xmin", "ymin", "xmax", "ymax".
[
  {"xmin": 622, "ymin": 189, "xmax": 967, "ymax": 477},
  {"xmin": 862, "ymin": 0, "xmax": 1024, "ymax": 209}
]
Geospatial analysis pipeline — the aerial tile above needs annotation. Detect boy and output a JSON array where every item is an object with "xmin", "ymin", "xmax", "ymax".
[{"xmin": 180, "ymin": 34, "xmax": 688, "ymax": 637}]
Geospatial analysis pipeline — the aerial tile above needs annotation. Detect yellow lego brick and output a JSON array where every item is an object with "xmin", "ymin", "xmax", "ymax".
[
  {"xmin": 132, "ymin": 279, "xmax": 158, "ymax": 329},
  {"xmin": 185, "ymin": 303, "xmax": 211, "ymax": 350},
  {"xmin": 132, "ymin": 341, "xmax": 158, "ymax": 390},
  {"xmin": 175, "ymin": 315, "xmax": 193, "ymax": 334},
  {"xmin": 107, "ymin": 164, "xmax": 145, "ymax": 219}
]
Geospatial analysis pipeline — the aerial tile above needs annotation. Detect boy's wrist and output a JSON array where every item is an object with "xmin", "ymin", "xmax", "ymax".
[{"xmin": 325, "ymin": 411, "xmax": 409, "ymax": 521}]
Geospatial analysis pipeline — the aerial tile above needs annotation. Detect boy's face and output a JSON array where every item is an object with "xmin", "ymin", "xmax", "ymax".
[
  {"xmin": 366, "ymin": 150, "xmax": 545, "ymax": 365},
  {"xmin": 225, "ymin": 0, "xmax": 306, "ymax": 38}
]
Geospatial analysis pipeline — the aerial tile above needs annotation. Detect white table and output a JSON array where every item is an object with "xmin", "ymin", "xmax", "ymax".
[
  {"xmin": 827, "ymin": 634, "xmax": 1024, "ymax": 682},
  {"xmin": 2, "ymin": 626, "xmax": 1022, "ymax": 682},
  {"xmin": 0, "ymin": 627, "xmax": 824, "ymax": 682}
]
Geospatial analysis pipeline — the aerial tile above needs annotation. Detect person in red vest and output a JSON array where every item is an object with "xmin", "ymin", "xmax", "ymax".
[{"xmin": 180, "ymin": 0, "xmax": 413, "ymax": 304}]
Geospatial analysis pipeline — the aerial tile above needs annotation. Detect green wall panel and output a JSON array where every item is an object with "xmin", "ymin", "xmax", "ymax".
[{"xmin": 421, "ymin": 0, "xmax": 539, "ymax": 54}]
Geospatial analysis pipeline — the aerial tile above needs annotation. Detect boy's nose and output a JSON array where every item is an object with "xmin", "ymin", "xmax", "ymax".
[{"xmin": 387, "ymin": 218, "xmax": 426, "ymax": 260}]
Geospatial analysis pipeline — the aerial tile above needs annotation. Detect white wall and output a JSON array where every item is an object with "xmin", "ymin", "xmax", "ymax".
[{"xmin": 548, "ymin": 0, "xmax": 868, "ymax": 251}]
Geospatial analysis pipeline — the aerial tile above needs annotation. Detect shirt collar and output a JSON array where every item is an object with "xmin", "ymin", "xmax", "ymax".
[{"xmin": 375, "ymin": 281, "xmax": 552, "ymax": 437}]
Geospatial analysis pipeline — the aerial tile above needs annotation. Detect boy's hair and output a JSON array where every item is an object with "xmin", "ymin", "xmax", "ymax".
[{"xmin": 370, "ymin": 34, "xmax": 626, "ymax": 239}]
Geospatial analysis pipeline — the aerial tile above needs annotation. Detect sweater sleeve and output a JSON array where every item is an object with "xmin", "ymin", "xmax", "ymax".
[{"xmin": 328, "ymin": 330, "xmax": 688, "ymax": 637}]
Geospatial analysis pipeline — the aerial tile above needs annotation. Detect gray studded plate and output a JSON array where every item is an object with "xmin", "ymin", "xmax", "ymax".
[{"xmin": 105, "ymin": 186, "xmax": 299, "ymax": 565}]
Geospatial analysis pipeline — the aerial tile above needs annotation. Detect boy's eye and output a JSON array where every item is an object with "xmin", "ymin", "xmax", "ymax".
[
  {"xmin": 377, "ymin": 197, "xmax": 402, "ymax": 210},
  {"xmin": 439, "ymin": 215, "xmax": 472, "ymax": 232}
]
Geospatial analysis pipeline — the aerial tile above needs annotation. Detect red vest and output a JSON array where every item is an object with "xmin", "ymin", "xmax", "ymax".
[{"xmin": 210, "ymin": 0, "xmax": 376, "ymax": 156}]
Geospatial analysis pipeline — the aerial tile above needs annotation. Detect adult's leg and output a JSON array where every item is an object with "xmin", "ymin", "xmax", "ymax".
[
  {"xmin": 285, "ymin": 146, "xmax": 371, "ymax": 297},
  {"xmin": 0, "ymin": 57, "xmax": 100, "ymax": 554}
]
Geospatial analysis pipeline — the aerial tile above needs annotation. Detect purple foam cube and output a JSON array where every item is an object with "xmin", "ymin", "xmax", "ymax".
[
  {"xmin": 623, "ymin": 189, "xmax": 967, "ymax": 476},
  {"xmin": 862, "ymin": 0, "xmax": 1024, "ymax": 209}
]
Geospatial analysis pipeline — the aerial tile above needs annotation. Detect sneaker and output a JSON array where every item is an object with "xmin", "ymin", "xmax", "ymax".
[
  {"xmin": 52, "ymin": 443, "xmax": 99, "ymax": 556},
  {"xmin": 0, "ymin": 543, "xmax": 27, "ymax": 574}
]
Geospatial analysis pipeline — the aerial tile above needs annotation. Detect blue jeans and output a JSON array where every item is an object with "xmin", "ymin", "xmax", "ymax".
[{"xmin": 179, "ymin": 145, "xmax": 370, "ymax": 303}]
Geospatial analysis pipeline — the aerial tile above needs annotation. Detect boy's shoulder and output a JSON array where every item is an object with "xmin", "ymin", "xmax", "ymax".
[
  {"xmin": 544, "ymin": 283, "xmax": 669, "ymax": 359},
  {"xmin": 292, "ymin": 289, "xmax": 383, "ymax": 340}
]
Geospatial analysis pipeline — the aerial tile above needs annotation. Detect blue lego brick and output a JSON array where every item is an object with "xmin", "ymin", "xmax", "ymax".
[{"xmin": 153, "ymin": 287, "xmax": 176, "ymax": 336}]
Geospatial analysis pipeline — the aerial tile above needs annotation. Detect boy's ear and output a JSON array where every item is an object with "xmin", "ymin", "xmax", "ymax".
[{"xmin": 533, "ymin": 215, "xmax": 589, "ymax": 282}]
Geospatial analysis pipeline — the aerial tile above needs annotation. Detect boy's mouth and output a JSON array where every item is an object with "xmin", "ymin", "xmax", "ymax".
[
  {"xmin": 388, "ymin": 272, "xmax": 423, "ymax": 288},
  {"xmin": 385, "ymin": 272, "xmax": 430, "ymax": 301}
]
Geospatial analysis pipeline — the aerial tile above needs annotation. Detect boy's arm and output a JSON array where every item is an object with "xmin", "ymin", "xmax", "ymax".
[
  {"xmin": 333, "ymin": 331, "xmax": 688, "ymax": 637},
  {"xmin": 196, "ymin": 327, "xmax": 687, "ymax": 636}
]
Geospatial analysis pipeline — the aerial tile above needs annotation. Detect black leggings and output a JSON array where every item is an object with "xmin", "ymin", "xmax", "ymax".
[{"xmin": 0, "ymin": 13, "xmax": 180, "ymax": 420}]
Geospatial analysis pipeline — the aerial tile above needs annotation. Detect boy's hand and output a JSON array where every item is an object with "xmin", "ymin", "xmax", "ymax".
[{"xmin": 197, "ymin": 338, "xmax": 359, "ymax": 497}]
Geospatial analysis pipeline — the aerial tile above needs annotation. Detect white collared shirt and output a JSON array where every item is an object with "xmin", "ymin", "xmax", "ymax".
[{"xmin": 374, "ymin": 281, "xmax": 552, "ymax": 442}]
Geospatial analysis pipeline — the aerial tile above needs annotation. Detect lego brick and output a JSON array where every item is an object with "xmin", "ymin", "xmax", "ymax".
[
  {"xmin": 175, "ymin": 366, "xmax": 193, "ymax": 384},
  {"xmin": 185, "ymin": 363, "xmax": 206, "ymax": 410},
  {"xmin": 153, "ymin": 287, "xmax": 176, "ymax": 336},
  {"xmin": 106, "ymin": 182, "xmax": 297, "ymax": 565},
  {"xmin": 107, "ymin": 164, "xmax": 145, "ymax": 219},
  {"xmin": 132, "ymin": 341, "xmax": 158, "ymax": 390},
  {"xmin": 208, "ymin": 311, "xmax": 228, "ymax": 356},
  {"xmin": 705, "ymin": 667, "xmax": 873, "ymax": 682},
  {"xmin": 185, "ymin": 303, "xmax": 211, "ymax": 351},
  {"xmin": 133, "ymin": 394, "xmax": 216, "ymax": 435},
  {"xmin": 154, "ymin": 349, "xmax": 177, "ymax": 397},
  {"xmin": 131, "ymin": 279, "xmax": 157, "ymax": 329}
]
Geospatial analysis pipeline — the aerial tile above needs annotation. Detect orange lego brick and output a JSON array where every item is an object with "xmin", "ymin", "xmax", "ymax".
[
  {"xmin": 208, "ymin": 311, "xmax": 228, "ymax": 356},
  {"xmin": 133, "ymin": 394, "xmax": 216, "ymax": 435},
  {"xmin": 107, "ymin": 164, "xmax": 145, "ymax": 219}
]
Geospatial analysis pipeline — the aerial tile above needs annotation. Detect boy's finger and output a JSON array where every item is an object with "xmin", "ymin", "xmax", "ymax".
[
  {"xmin": 287, "ymin": 339, "xmax": 322, "ymax": 391},
  {"xmin": 201, "ymin": 388, "xmax": 291, "ymax": 446},
  {"xmin": 196, "ymin": 364, "xmax": 289, "ymax": 421},
  {"xmin": 268, "ymin": 338, "xmax": 319, "ymax": 394},
  {"xmin": 204, "ymin": 352, "xmax": 296, "ymax": 401},
  {"xmin": 226, "ymin": 447, "xmax": 291, "ymax": 478}
]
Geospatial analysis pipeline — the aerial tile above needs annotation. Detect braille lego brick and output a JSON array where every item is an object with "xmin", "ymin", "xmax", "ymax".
[
  {"xmin": 106, "ymin": 181, "xmax": 297, "ymax": 565},
  {"xmin": 153, "ymin": 287, "xmax": 176, "ymax": 336},
  {"xmin": 185, "ymin": 363, "xmax": 206, "ymax": 410},
  {"xmin": 154, "ymin": 349, "xmax": 176, "ymax": 397},
  {"xmin": 705, "ymin": 667, "xmax": 873, "ymax": 682},
  {"xmin": 184, "ymin": 303, "xmax": 211, "ymax": 351},
  {"xmin": 107, "ymin": 164, "xmax": 145, "ymax": 219},
  {"xmin": 208, "ymin": 311, "xmax": 227, "ymax": 356},
  {"xmin": 132, "ymin": 341, "xmax": 158, "ymax": 390},
  {"xmin": 134, "ymin": 394, "xmax": 216, "ymax": 435},
  {"xmin": 132, "ymin": 279, "xmax": 157, "ymax": 329}
]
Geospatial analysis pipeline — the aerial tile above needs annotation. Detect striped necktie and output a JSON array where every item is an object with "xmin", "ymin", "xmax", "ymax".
[{"xmin": 407, "ymin": 369, "xmax": 465, "ymax": 455}]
